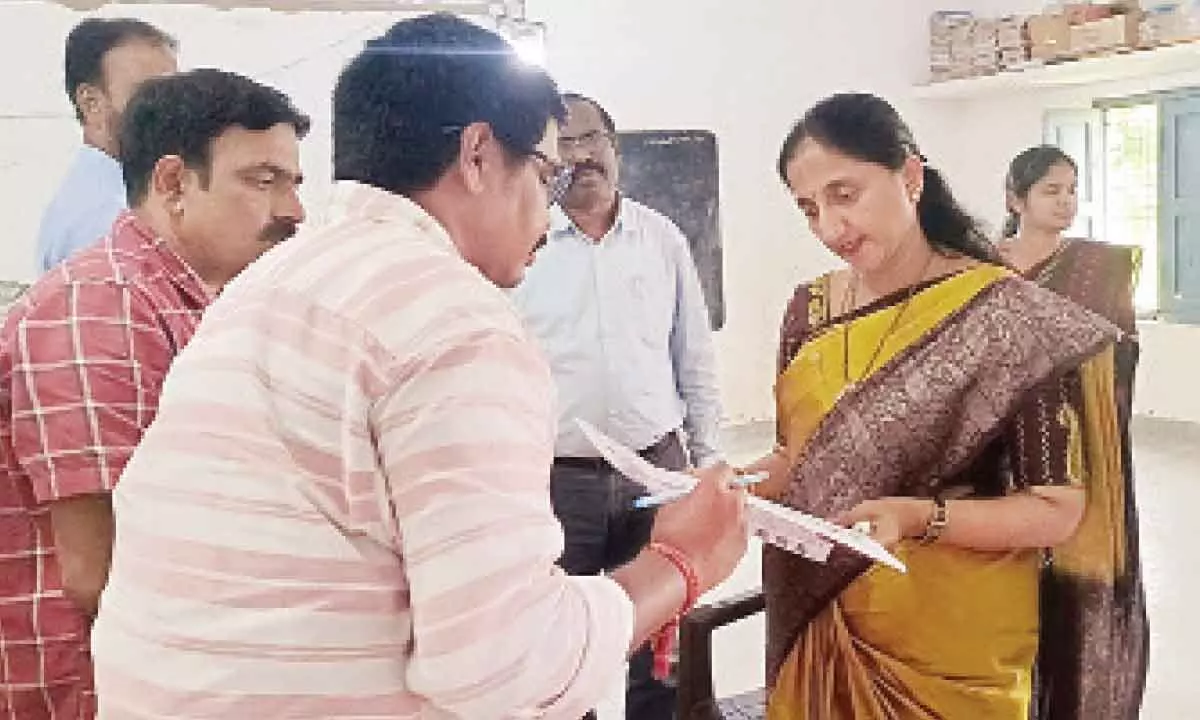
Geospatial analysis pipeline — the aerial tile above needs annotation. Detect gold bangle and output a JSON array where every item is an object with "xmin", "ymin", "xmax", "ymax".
[{"xmin": 920, "ymin": 497, "xmax": 948, "ymax": 544}]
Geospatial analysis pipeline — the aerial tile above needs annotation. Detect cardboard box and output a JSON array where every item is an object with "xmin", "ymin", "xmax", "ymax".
[
  {"xmin": 1089, "ymin": 13, "xmax": 1140, "ymax": 49},
  {"xmin": 1028, "ymin": 14, "xmax": 1072, "ymax": 59},
  {"xmin": 998, "ymin": 25, "xmax": 1026, "ymax": 47},
  {"xmin": 1064, "ymin": 2, "xmax": 1113, "ymax": 25},
  {"xmin": 996, "ymin": 14, "xmax": 1028, "ymax": 65},
  {"xmin": 1070, "ymin": 21, "xmax": 1101, "ymax": 53}
]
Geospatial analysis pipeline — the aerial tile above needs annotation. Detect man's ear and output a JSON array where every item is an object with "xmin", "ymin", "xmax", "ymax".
[
  {"xmin": 457, "ymin": 122, "xmax": 498, "ymax": 195},
  {"xmin": 75, "ymin": 83, "xmax": 104, "ymax": 122},
  {"xmin": 150, "ymin": 155, "xmax": 187, "ymax": 214}
]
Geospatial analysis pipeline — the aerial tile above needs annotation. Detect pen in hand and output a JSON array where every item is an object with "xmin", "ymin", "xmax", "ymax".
[{"xmin": 633, "ymin": 471, "xmax": 768, "ymax": 509}]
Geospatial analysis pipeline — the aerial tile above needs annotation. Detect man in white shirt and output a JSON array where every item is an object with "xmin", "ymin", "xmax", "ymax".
[
  {"xmin": 37, "ymin": 18, "xmax": 177, "ymax": 273},
  {"xmin": 511, "ymin": 94, "xmax": 723, "ymax": 720}
]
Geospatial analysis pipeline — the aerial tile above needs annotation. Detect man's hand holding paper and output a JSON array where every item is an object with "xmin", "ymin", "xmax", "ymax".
[{"xmin": 577, "ymin": 420, "xmax": 906, "ymax": 573}]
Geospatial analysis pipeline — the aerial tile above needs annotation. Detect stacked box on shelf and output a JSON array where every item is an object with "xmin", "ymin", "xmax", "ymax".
[
  {"xmin": 1064, "ymin": 2, "xmax": 1112, "ymax": 26},
  {"xmin": 952, "ymin": 19, "xmax": 978, "ymax": 76},
  {"xmin": 929, "ymin": 10, "xmax": 973, "ymax": 81},
  {"xmin": 1093, "ymin": 12, "xmax": 1141, "ymax": 51},
  {"xmin": 971, "ymin": 17, "xmax": 1000, "ymax": 75},
  {"xmin": 997, "ymin": 15, "xmax": 1029, "ymax": 68},
  {"xmin": 1140, "ymin": 8, "xmax": 1161, "ymax": 46},
  {"xmin": 1028, "ymin": 13, "xmax": 1072, "ymax": 60},
  {"xmin": 928, "ymin": 11, "xmax": 955, "ymax": 80},
  {"xmin": 1143, "ymin": 2, "xmax": 1200, "ymax": 45}
]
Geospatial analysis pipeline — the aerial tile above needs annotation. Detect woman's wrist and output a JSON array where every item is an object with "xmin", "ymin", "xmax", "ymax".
[
  {"xmin": 902, "ymin": 498, "xmax": 937, "ymax": 539},
  {"xmin": 900, "ymin": 497, "xmax": 949, "ymax": 542}
]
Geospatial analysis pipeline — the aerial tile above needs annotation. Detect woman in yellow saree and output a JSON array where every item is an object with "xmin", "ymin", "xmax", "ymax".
[{"xmin": 746, "ymin": 94, "xmax": 1128, "ymax": 719}]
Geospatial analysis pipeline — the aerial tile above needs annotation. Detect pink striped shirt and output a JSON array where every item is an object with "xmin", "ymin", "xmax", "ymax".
[{"xmin": 90, "ymin": 182, "xmax": 634, "ymax": 719}]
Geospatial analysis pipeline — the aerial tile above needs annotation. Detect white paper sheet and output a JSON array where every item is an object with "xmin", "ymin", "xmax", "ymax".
[{"xmin": 576, "ymin": 420, "xmax": 906, "ymax": 573}]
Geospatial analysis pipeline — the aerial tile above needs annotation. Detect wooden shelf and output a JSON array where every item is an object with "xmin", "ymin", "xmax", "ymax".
[{"xmin": 914, "ymin": 41, "xmax": 1200, "ymax": 99}]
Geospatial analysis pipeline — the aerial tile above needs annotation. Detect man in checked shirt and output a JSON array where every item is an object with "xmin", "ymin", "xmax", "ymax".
[{"xmin": 0, "ymin": 69, "xmax": 308, "ymax": 719}]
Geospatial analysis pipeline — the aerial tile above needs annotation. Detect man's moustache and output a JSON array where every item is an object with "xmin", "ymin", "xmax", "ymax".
[{"xmin": 569, "ymin": 161, "xmax": 606, "ymax": 180}]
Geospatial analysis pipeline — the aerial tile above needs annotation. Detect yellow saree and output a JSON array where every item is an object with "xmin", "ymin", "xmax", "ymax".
[{"xmin": 764, "ymin": 265, "xmax": 1126, "ymax": 720}]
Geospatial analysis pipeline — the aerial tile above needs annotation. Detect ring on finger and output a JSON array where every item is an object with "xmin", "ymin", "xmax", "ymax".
[{"xmin": 852, "ymin": 519, "xmax": 875, "ymax": 535}]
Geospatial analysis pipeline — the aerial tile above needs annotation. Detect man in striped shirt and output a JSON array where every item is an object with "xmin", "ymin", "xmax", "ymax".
[
  {"xmin": 91, "ymin": 13, "xmax": 747, "ymax": 720},
  {"xmin": 1, "ymin": 70, "xmax": 307, "ymax": 719}
]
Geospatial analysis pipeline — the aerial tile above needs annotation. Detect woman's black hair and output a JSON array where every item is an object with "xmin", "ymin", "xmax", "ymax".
[{"xmin": 777, "ymin": 92, "xmax": 999, "ymax": 265}]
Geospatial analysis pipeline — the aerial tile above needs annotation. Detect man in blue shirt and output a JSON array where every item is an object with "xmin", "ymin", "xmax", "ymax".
[
  {"xmin": 511, "ymin": 93, "xmax": 723, "ymax": 720},
  {"xmin": 37, "ymin": 18, "xmax": 177, "ymax": 273}
]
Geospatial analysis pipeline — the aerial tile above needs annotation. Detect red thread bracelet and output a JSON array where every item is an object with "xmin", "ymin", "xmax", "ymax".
[{"xmin": 645, "ymin": 541, "xmax": 700, "ymax": 681}]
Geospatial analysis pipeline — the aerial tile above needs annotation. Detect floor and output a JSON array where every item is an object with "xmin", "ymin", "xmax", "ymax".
[{"xmin": 624, "ymin": 416, "xmax": 1198, "ymax": 718}]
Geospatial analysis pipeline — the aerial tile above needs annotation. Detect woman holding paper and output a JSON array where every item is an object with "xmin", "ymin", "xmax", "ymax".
[{"xmin": 746, "ymin": 93, "xmax": 1134, "ymax": 719}]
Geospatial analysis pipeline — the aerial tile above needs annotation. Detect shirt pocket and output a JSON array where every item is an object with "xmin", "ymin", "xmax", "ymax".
[{"xmin": 626, "ymin": 270, "xmax": 673, "ymax": 351}]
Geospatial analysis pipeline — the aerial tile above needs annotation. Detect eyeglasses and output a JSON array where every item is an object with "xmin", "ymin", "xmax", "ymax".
[
  {"xmin": 530, "ymin": 149, "xmax": 573, "ymax": 206},
  {"xmin": 441, "ymin": 125, "xmax": 572, "ymax": 207},
  {"xmin": 558, "ymin": 130, "xmax": 614, "ymax": 152}
]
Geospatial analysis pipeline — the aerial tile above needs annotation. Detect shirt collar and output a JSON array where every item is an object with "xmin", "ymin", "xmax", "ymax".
[
  {"xmin": 79, "ymin": 144, "xmax": 124, "ymax": 183},
  {"xmin": 327, "ymin": 180, "xmax": 456, "ymax": 253},
  {"xmin": 110, "ymin": 210, "xmax": 214, "ymax": 306},
  {"xmin": 550, "ymin": 194, "xmax": 628, "ymax": 240}
]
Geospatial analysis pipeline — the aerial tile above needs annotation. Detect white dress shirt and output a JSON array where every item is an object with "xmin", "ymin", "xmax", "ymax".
[{"xmin": 511, "ymin": 197, "xmax": 722, "ymax": 467}]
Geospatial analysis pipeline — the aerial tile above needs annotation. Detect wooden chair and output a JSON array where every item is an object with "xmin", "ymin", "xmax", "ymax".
[{"xmin": 675, "ymin": 589, "xmax": 767, "ymax": 720}]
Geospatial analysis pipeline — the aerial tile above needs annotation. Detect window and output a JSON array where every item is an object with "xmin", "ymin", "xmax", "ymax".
[
  {"xmin": 1104, "ymin": 104, "xmax": 1159, "ymax": 314},
  {"xmin": 1044, "ymin": 104, "xmax": 1159, "ymax": 315},
  {"xmin": 1046, "ymin": 92, "xmax": 1200, "ymax": 323},
  {"xmin": 1158, "ymin": 92, "xmax": 1200, "ymax": 324},
  {"xmin": 1043, "ymin": 109, "xmax": 1105, "ymax": 243}
]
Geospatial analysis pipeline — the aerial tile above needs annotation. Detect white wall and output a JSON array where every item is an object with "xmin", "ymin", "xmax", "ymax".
[
  {"xmin": 0, "ymin": 3, "xmax": 427, "ymax": 276},
  {"xmin": 0, "ymin": 0, "xmax": 965, "ymax": 426}
]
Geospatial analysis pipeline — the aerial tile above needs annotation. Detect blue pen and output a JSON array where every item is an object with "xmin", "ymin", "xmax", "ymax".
[{"xmin": 633, "ymin": 471, "xmax": 768, "ymax": 509}]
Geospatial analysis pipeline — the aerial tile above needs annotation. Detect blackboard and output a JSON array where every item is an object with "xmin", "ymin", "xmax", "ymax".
[{"xmin": 616, "ymin": 130, "xmax": 724, "ymax": 331}]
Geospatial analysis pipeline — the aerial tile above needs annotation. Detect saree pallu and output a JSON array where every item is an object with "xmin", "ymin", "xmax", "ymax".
[
  {"xmin": 763, "ymin": 265, "xmax": 1124, "ymax": 719},
  {"xmin": 1028, "ymin": 240, "xmax": 1149, "ymax": 720}
]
